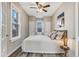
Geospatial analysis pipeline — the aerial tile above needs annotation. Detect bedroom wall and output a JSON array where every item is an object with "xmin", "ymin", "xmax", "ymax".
[
  {"xmin": 52, "ymin": 2, "xmax": 75, "ymax": 39},
  {"xmin": 78, "ymin": 42, "xmax": 79, "ymax": 56},
  {"xmin": 44, "ymin": 16, "xmax": 52, "ymax": 33},
  {"xmin": 29, "ymin": 16, "xmax": 36, "ymax": 35},
  {"xmin": 78, "ymin": 2, "xmax": 79, "ymax": 56},
  {"xmin": 29, "ymin": 16, "xmax": 52, "ymax": 35},
  {"xmin": 2, "ymin": 2, "xmax": 29, "ymax": 56},
  {"xmin": 0, "ymin": 2, "xmax": 2, "ymax": 57}
]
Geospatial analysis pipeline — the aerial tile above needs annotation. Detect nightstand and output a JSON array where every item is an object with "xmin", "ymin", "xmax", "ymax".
[{"xmin": 60, "ymin": 45, "xmax": 70, "ymax": 57}]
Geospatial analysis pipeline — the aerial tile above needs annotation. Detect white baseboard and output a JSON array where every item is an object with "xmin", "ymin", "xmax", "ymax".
[{"xmin": 7, "ymin": 44, "xmax": 21, "ymax": 57}]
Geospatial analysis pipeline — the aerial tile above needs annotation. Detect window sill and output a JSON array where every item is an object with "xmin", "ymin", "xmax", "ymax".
[{"xmin": 11, "ymin": 36, "xmax": 20, "ymax": 42}]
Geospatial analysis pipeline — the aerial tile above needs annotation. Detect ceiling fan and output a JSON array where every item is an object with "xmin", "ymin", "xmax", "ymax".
[{"xmin": 30, "ymin": 2, "xmax": 50, "ymax": 12}]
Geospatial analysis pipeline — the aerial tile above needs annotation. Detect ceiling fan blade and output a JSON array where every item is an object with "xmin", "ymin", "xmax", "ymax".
[
  {"xmin": 36, "ymin": 2, "xmax": 39, "ymax": 5},
  {"xmin": 42, "ymin": 9, "xmax": 47, "ymax": 12},
  {"xmin": 43, "ymin": 5, "xmax": 50, "ymax": 8},
  {"xmin": 30, "ymin": 7, "xmax": 37, "ymax": 9}
]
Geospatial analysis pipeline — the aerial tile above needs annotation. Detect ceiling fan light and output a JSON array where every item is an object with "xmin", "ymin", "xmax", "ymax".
[{"xmin": 39, "ymin": 9, "xmax": 43, "ymax": 12}]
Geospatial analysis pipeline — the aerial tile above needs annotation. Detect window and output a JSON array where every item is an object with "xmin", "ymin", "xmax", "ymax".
[
  {"xmin": 11, "ymin": 4, "xmax": 21, "ymax": 42},
  {"xmin": 37, "ymin": 22, "xmax": 42, "ymax": 32},
  {"xmin": 36, "ymin": 18, "xmax": 44, "ymax": 32},
  {"xmin": 12, "ymin": 9, "xmax": 19, "ymax": 37}
]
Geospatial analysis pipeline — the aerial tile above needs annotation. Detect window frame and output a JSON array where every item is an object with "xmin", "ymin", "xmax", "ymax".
[
  {"xmin": 36, "ymin": 18, "xmax": 44, "ymax": 33},
  {"xmin": 10, "ymin": 3, "xmax": 21, "ymax": 42}
]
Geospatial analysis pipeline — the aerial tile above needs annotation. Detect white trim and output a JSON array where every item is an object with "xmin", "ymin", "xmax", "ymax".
[
  {"xmin": 10, "ymin": 3, "xmax": 21, "ymax": 42},
  {"xmin": 7, "ymin": 44, "xmax": 21, "ymax": 57},
  {"xmin": 75, "ymin": 2, "xmax": 78, "ymax": 57}
]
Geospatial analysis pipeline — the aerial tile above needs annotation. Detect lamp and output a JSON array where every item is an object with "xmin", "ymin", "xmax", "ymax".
[{"xmin": 59, "ymin": 40, "xmax": 64, "ymax": 46}]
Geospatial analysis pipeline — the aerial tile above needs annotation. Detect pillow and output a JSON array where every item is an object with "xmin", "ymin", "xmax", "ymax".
[
  {"xmin": 48, "ymin": 31, "xmax": 58, "ymax": 39},
  {"xmin": 55, "ymin": 32, "xmax": 64, "ymax": 40},
  {"xmin": 48, "ymin": 32, "xmax": 53, "ymax": 38},
  {"xmin": 51, "ymin": 33, "xmax": 57, "ymax": 40}
]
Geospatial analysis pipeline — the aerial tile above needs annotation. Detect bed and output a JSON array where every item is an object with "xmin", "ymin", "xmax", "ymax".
[{"xmin": 22, "ymin": 35, "xmax": 64, "ymax": 53}]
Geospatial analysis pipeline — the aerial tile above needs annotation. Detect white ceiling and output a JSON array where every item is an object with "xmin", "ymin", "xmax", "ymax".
[{"xmin": 19, "ymin": 2, "xmax": 62, "ymax": 18}]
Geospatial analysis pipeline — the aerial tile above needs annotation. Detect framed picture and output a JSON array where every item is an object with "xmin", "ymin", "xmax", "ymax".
[{"xmin": 57, "ymin": 12, "xmax": 65, "ymax": 28}]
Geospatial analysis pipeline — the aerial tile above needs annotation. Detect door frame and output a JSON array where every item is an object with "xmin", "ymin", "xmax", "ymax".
[{"xmin": 75, "ymin": 2, "xmax": 78, "ymax": 57}]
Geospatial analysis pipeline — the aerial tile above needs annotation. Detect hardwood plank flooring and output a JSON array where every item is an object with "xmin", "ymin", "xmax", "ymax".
[{"xmin": 9, "ymin": 47, "xmax": 64, "ymax": 57}]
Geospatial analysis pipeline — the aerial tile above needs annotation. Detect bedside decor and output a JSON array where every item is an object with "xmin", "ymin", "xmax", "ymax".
[
  {"xmin": 59, "ymin": 30, "xmax": 69, "ymax": 56},
  {"xmin": 60, "ymin": 45, "xmax": 70, "ymax": 56}
]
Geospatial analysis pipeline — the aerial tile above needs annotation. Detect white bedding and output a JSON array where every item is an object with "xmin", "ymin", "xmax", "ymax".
[{"xmin": 22, "ymin": 35, "xmax": 64, "ymax": 53}]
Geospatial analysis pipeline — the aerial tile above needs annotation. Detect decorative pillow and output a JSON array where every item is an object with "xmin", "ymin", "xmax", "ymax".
[
  {"xmin": 48, "ymin": 32, "xmax": 53, "ymax": 38},
  {"xmin": 48, "ymin": 31, "xmax": 58, "ymax": 40},
  {"xmin": 51, "ymin": 33, "xmax": 57, "ymax": 40},
  {"xmin": 55, "ymin": 31, "xmax": 64, "ymax": 40},
  {"xmin": 48, "ymin": 31, "xmax": 56, "ymax": 38}
]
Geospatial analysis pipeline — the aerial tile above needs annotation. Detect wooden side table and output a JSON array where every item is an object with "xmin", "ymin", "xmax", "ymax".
[{"xmin": 60, "ymin": 45, "xmax": 70, "ymax": 57}]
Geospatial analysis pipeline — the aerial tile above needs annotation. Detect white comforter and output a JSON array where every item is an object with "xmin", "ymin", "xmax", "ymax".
[{"xmin": 22, "ymin": 35, "xmax": 64, "ymax": 53}]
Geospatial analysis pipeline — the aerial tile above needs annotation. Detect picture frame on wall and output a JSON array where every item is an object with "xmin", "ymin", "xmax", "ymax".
[{"xmin": 57, "ymin": 12, "xmax": 65, "ymax": 28}]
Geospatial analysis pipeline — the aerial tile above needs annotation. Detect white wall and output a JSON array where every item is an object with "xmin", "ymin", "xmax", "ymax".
[
  {"xmin": 44, "ymin": 16, "xmax": 52, "ymax": 33},
  {"xmin": 2, "ymin": 2, "xmax": 29, "ymax": 56},
  {"xmin": 78, "ymin": 41, "xmax": 79, "ymax": 56},
  {"xmin": 78, "ymin": 3, "xmax": 79, "ymax": 37},
  {"xmin": 52, "ymin": 2, "xmax": 75, "ymax": 39},
  {"xmin": 29, "ymin": 16, "xmax": 52, "ymax": 35},
  {"xmin": 0, "ymin": 2, "xmax": 2, "ymax": 57},
  {"xmin": 29, "ymin": 16, "xmax": 36, "ymax": 35},
  {"xmin": 78, "ymin": 2, "xmax": 79, "ymax": 56}
]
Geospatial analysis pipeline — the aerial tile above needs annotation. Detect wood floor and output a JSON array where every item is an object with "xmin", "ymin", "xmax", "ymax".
[
  {"xmin": 16, "ymin": 52, "xmax": 64, "ymax": 57},
  {"xmin": 9, "ymin": 47, "xmax": 64, "ymax": 57}
]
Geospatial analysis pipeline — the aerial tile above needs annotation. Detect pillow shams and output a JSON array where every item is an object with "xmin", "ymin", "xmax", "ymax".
[
  {"xmin": 51, "ymin": 33, "xmax": 57, "ymax": 40},
  {"xmin": 50, "ymin": 31, "xmax": 58, "ymax": 40},
  {"xmin": 55, "ymin": 32, "xmax": 64, "ymax": 40}
]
